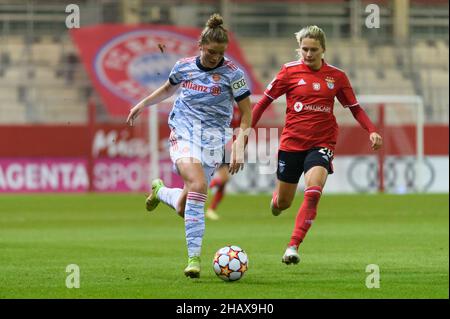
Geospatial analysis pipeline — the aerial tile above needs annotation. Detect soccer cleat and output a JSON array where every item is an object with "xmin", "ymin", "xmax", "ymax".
[
  {"xmin": 145, "ymin": 179, "xmax": 164, "ymax": 212},
  {"xmin": 184, "ymin": 256, "xmax": 201, "ymax": 278},
  {"xmin": 270, "ymin": 198, "xmax": 283, "ymax": 216},
  {"xmin": 282, "ymin": 246, "xmax": 300, "ymax": 265},
  {"xmin": 205, "ymin": 208, "xmax": 220, "ymax": 221}
]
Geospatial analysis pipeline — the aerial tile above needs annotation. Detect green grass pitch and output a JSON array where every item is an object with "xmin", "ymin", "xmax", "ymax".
[{"xmin": 0, "ymin": 193, "xmax": 448, "ymax": 299}]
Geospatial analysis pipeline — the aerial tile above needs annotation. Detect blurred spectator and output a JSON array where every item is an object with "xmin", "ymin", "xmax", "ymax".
[
  {"xmin": 1, "ymin": 52, "xmax": 11, "ymax": 67},
  {"xmin": 61, "ymin": 52, "xmax": 79, "ymax": 84}
]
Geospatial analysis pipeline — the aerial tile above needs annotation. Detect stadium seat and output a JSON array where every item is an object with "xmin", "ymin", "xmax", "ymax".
[{"xmin": 0, "ymin": 99, "xmax": 27, "ymax": 124}]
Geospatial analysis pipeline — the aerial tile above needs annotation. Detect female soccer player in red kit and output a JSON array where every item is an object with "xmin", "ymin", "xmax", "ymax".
[{"xmin": 252, "ymin": 25, "xmax": 383, "ymax": 264}]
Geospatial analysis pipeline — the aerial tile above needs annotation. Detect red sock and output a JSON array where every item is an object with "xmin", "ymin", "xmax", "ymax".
[
  {"xmin": 209, "ymin": 185, "xmax": 225, "ymax": 210},
  {"xmin": 209, "ymin": 177, "xmax": 222, "ymax": 189},
  {"xmin": 272, "ymin": 192, "xmax": 279, "ymax": 209},
  {"xmin": 288, "ymin": 186, "xmax": 322, "ymax": 248}
]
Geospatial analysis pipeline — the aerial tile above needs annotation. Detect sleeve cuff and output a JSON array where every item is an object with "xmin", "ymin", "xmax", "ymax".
[
  {"xmin": 234, "ymin": 90, "xmax": 251, "ymax": 102},
  {"xmin": 169, "ymin": 77, "xmax": 180, "ymax": 86}
]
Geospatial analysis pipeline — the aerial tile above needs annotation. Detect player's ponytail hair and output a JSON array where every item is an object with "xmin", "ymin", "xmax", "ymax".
[
  {"xmin": 295, "ymin": 25, "xmax": 327, "ymax": 56},
  {"xmin": 199, "ymin": 13, "xmax": 228, "ymax": 45}
]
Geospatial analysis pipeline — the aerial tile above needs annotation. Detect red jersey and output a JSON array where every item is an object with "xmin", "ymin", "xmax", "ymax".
[
  {"xmin": 230, "ymin": 105, "xmax": 241, "ymax": 129},
  {"xmin": 265, "ymin": 59, "xmax": 359, "ymax": 152}
]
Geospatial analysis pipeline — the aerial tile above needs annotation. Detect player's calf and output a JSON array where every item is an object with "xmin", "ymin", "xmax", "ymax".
[{"xmin": 271, "ymin": 192, "xmax": 292, "ymax": 216}]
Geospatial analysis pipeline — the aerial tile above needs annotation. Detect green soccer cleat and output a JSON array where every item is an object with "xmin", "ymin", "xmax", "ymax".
[
  {"xmin": 184, "ymin": 256, "xmax": 201, "ymax": 278},
  {"xmin": 145, "ymin": 179, "xmax": 164, "ymax": 212}
]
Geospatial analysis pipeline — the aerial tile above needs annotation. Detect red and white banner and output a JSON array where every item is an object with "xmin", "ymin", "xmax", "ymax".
[{"xmin": 70, "ymin": 24, "xmax": 263, "ymax": 117}]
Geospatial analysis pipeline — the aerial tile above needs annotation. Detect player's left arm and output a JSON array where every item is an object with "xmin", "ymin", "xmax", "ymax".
[
  {"xmin": 336, "ymin": 73, "xmax": 383, "ymax": 151},
  {"xmin": 349, "ymin": 106, "xmax": 383, "ymax": 150},
  {"xmin": 229, "ymin": 96, "xmax": 252, "ymax": 175}
]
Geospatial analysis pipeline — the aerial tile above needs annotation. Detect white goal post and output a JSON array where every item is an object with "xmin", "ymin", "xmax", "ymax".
[{"xmin": 356, "ymin": 95, "xmax": 425, "ymax": 193}]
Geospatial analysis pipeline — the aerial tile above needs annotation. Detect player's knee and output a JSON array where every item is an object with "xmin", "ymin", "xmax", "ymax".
[
  {"xmin": 187, "ymin": 180, "xmax": 207, "ymax": 194},
  {"xmin": 221, "ymin": 174, "xmax": 230, "ymax": 184}
]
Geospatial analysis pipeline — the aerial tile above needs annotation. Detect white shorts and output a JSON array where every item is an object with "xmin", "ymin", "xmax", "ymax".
[{"xmin": 169, "ymin": 130, "xmax": 223, "ymax": 186}]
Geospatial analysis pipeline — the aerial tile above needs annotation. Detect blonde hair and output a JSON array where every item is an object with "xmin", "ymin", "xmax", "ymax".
[
  {"xmin": 295, "ymin": 25, "xmax": 327, "ymax": 51},
  {"xmin": 199, "ymin": 13, "xmax": 228, "ymax": 45}
]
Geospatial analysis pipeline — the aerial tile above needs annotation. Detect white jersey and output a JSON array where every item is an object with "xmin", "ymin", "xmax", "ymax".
[{"xmin": 168, "ymin": 56, "xmax": 250, "ymax": 150}]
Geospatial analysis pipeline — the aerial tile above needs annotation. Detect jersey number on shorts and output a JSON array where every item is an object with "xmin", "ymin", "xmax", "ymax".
[{"xmin": 318, "ymin": 147, "xmax": 334, "ymax": 159}]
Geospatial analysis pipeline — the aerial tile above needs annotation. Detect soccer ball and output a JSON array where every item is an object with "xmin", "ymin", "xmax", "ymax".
[{"xmin": 212, "ymin": 245, "xmax": 248, "ymax": 282}]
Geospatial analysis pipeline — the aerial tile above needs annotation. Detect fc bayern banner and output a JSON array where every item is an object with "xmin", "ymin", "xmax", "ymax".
[{"xmin": 70, "ymin": 24, "xmax": 263, "ymax": 117}]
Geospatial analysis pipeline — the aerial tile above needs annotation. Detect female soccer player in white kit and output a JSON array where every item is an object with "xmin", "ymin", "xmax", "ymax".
[{"xmin": 126, "ymin": 14, "xmax": 252, "ymax": 278}]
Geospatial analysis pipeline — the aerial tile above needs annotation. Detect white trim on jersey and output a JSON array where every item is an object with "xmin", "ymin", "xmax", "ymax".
[
  {"xmin": 264, "ymin": 92, "xmax": 275, "ymax": 100},
  {"xmin": 284, "ymin": 60, "xmax": 303, "ymax": 68},
  {"xmin": 344, "ymin": 103, "xmax": 360, "ymax": 108},
  {"xmin": 325, "ymin": 63, "xmax": 346, "ymax": 73}
]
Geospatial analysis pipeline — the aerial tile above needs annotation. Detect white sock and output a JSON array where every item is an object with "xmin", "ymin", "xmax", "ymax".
[
  {"xmin": 184, "ymin": 192, "xmax": 207, "ymax": 258},
  {"xmin": 157, "ymin": 187, "xmax": 183, "ymax": 211}
]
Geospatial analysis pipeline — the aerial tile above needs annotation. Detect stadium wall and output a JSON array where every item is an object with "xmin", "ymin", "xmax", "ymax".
[{"xmin": 0, "ymin": 124, "xmax": 447, "ymax": 193}]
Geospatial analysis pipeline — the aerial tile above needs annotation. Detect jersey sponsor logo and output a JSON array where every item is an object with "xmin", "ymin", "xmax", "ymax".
[
  {"xmin": 182, "ymin": 80, "xmax": 209, "ymax": 93},
  {"xmin": 303, "ymin": 104, "xmax": 331, "ymax": 113},
  {"xmin": 325, "ymin": 76, "xmax": 335, "ymax": 89},
  {"xmin": 312, "ymin": 82, "xmax": 321, "ymax": 91},
  {"xmin": 294, "ymin": 102, "xmax": 331, "ymax": 113},
  {"xmin": 298, "ymin": 79, "xmax": 306, "ymax": 86},
  {"xmin": 210, "ymin": 85, "xmax": 221, "ymax": 96},
  {"xmin": 232, "ymin": 78, "xmax": 247, "ymax": 90},
  {"xmin": 294, "ymin": 101, "xmax": 304, "ymax": 112}
]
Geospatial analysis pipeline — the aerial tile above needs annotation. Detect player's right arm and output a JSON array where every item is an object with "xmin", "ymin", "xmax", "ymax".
[{"xmin": 127, "ymin": 80, "xmax": 180, "ymax": 126}]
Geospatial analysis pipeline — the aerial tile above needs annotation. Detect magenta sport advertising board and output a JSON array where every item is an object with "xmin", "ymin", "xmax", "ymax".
[
  {"xmin": 0, "ymin": 157, "xmax": 183, "ymax": 193},
  {"xmin": 0, "ymin": 125, "xmax": 184, "ymax": 193},
  {"xmin": 0, "ymin": 158, "xmax": 88, "ymax": 193}
]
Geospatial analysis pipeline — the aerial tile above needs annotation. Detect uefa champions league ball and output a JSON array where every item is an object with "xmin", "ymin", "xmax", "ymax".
[{"xmin": 212, "ymin": 245, "xmax": 248, "ymax": 281}]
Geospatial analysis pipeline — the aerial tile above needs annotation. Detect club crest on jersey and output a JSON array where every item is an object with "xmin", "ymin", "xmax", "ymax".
[
  {"xmin": 210, "ymin": 85, "xmax": 221, "ymax": 96},
  {"xmin": 325, "ymin": 76, "xmax": 335, "ymax": 89},
  {"xmin": 312, "ymin": 83, "xmax": 321, "ymax": 91}
]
